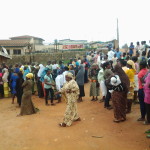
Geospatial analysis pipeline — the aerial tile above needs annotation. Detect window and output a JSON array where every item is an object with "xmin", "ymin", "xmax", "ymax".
[
  {"xmin": 6, "ymin": 49, "xmax": 10, "ymax": 55},
  {"xmin": 13, "ymin": 49, "xmax": 21, "ymax": 55}
]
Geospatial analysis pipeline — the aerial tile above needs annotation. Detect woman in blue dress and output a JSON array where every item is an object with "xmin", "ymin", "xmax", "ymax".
[{"xmin": 10, "ymin": 72, "xmax": 19, "ymax": 104}]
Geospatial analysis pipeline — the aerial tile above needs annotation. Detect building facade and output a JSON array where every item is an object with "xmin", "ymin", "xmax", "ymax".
[{"xmin": 0, "ymin": 35, "xmax": 44, "ymax": 55}]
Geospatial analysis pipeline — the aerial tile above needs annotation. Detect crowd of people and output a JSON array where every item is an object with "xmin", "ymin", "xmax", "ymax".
[{"xmin": 0, "ymin": 44, "xmax": 150, "ymax": 132}]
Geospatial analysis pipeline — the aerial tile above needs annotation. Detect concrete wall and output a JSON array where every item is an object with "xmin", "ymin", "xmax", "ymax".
[{"xmin": 6, "ymin": 51, "xmax": 87, "ymax": 65}]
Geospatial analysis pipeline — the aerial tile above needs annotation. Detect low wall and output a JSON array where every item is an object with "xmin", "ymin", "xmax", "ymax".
[{"xmin": 7, "ymin": 51, "xmax": 87, "ymax": 65}]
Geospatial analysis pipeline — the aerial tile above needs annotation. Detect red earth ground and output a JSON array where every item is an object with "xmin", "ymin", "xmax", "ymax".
[{"xmin": 0, "ymin": 82, "xmax": 150, "ymax": 150}]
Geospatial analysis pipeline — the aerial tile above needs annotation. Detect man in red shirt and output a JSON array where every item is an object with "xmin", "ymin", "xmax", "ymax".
[{"xmin": 137, "ymin": 61, "xmax": 148, "ymax": 121}]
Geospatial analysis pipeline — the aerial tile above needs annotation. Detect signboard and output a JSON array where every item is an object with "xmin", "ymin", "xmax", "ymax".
[{"xmin": 63, "ymin": 44, "xmax": 84, "ymax": 50}]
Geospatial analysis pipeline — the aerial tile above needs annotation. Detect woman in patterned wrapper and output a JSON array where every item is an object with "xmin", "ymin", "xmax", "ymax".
[
  {"xmin": 110, "ymin": 65, "xmax": 130, "ymax": 123},
  {"xmin": 55, "ymin": 72, "xmax": 81, "ymax": 127}
]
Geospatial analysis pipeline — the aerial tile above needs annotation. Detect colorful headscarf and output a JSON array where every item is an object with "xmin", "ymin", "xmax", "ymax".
[
  {"xmin": 26, "ymin": 73, "xmax": 33, "ymax": 79},
  {"xmin": 127, "ymin": 60, "xmax": 135, "ymax": 70},
  {"xmin": 66, "ymin": 72, "xmax": 74, "ymax": 79}
]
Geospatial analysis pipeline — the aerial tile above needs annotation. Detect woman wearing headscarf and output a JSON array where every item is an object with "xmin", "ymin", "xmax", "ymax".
[
  {"xmin": 2, "ymin": 68, "xmax": 9, "ymax": 98},
  {"xmin": 125, "ymin": 60, "xmax": 136, "ymax": 113},
  {"xmin": 89, "ymin": 63, "xmax": 100, "ymax": 101},
  {"xmin": 76, "ymin": 64, "xmax": 85, "ymax": 102},
  {"xmin": 55, "ymin": 72, "xmax": 80, "ymax": 127},
  {"xmin": 18, "ymin": 73, "xmax": 37, "ymax": 116},
  {"xmin": 111, "ymin": 65, "xmax": 130, "ymax": 122},
  {"xmin": 69, "ymin": 65, "xmax": 75, "ymax": 77},
  {"xmin": 16, "ymin": 72, "xmax": 24, "ymax": 107},
  {"xmin": 37, "ymin": 64, "xmax": 45, "ymax": 98}
]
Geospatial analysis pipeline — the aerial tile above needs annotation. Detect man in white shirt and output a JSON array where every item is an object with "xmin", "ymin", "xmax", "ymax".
[
  {"xmin": 107, "ymin": 49, "xmax": 115, "ymax": 60},
  {"xmin": 62, "ymin": 66, "xmax": 69, "ymax": 85},
  {"xmin": 55, "ymin": 73, "xmax": 64, "ymax": 103}
]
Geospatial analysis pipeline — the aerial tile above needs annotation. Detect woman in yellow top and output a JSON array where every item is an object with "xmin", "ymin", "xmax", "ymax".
[{"xmin": 125, "ymin": 60, "xmax": 136, "ymax": 113}]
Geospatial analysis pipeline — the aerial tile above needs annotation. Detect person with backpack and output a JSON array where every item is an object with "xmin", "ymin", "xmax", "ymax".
[{"xmin": 137, "ymin": 61, "xmax": 148, "ymax": 121}]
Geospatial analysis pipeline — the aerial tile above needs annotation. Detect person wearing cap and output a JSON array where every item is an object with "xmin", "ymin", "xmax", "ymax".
[
  {"xmin": 125, "ymin": 60, "xmax": 136, "ymax": 113},
  {"xmin": 18, "ymin": 73, "xmax": 37, "ymax": 116},
  {"xmin": 55, "ymin": 72, "xmax": 80, "ymax": 127}
]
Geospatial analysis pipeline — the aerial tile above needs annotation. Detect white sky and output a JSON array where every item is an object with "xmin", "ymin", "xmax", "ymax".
[{"xmin": 0, "ymin": 0, "xmax": 150, "ymax": 46}]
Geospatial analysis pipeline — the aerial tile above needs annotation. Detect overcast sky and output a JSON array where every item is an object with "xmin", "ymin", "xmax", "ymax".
[{"xmin": 0, "ymin": 0, "xmax": 150, "ymax": 46}]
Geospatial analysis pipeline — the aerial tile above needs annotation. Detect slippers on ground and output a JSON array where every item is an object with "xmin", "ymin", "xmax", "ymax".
[
  {"xmin": 145, "ymin": 129, "xmax": 150, "ymax": 134},
  {"xmin": 59, "ymin": 123, "xmax": 66, "ymax": 127},
  {"xmin": 74, "ymin": 117, "xmax": 81, "ymax": 122},
  {"xmin": 113, "ymin": 119, "xmax": 121, "ymax": 123},
  {"xmin": 143, "ymin": 121, "xmax": 150, "ymax": 125},
  {"xmin": 137, "ymin": 118, "xmax": 145, "ymax": 121}
]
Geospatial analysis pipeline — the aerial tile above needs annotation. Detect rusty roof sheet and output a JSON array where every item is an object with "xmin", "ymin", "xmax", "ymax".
[{"xmin": 0, "ymin": 40, "xmax": 30, "ymax": 47}]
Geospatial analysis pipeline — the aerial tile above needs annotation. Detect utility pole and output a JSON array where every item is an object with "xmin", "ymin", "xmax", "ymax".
[{"xmin": 117, "ymin": 18, "xmax": 119, "ymax": 48}]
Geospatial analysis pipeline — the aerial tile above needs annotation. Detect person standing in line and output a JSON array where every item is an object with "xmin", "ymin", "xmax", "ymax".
[
  {"xmin": 132, "ymin": 56, "xmax": 139, "ymax": 104},
  {"xmin": 16, "ymin": 72, "xmax": 24, "ymax": 107},
  {"xmin": 37, "ymin": 64, "xmax": 45, "ymax": 98},
  {"xmin": 135, "ymin": 41, "xmax": 141, "ymax": 54},
  {"xmin": 129, "ymin": 42, "xmax": 134, "ymax": 57},
  {"xmin": 69, "ymin": 65, "xmax": 75, "ymax": 77},
  {"xmin": 137, "ymin": 61, "xmax": 148, "ymax": 121},
  {"xmin": 44, "ymin": 69, "xmax": 55, "ymax": 106},
  {"xmin": 10, "ymin": 71, "xmax": 19, "ymax": 104},
  {"xmin": 108, "ymin": 49, "xmax": 115, "ymax": 61},
  {"xmin": 2, "ymin": 68, "xmax": 9, "ymax": 98},
  {"xmin": 55, "ymin": 71, "xmax": 64, "ymax": 103},
  {"xmin": 55, "ymin": 72, "xmax": 80, "ymax": 127},
  {"xmin": 97, "ymin": 61, "xmax": 107, "ymax": 102},
  {"xmin": 143, "ymin": 59, "xmax": 150, "ymax": 125},
  {"xmin": 18, "ymin": 73, "xmax": 38, "ymax": 116},
  {"xmin": 103, "ymin": 62, "xmax": 114, "ymax": 109},
  {"xmin": 110, "ymin": 65, "xmax": 130, "ymax": 123},
  {"xmin": 76, "ymin": 64, "xmax": 85, "ymax": 102},
  {"xmin": 125, "ymin": 60, "xmax": 136, "ymax": 113},
  {"xmin": 118, "ymin": 59, "xmax": 128, "ymax": 72},
  {"xmin": 115, "ymin": 48, "xmax": 122, "ymax": 59},
  {"xmin": 89, "ymin": 64, "xmax": 100, "ymax": 101},
  {"xmin": 84, "ymin": 59, "xmax": 90, "ymax": 83}
]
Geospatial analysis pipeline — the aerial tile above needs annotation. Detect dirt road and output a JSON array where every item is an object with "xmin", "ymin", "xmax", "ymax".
[{"xmin": 0, "ymin": 83, "xmax": 150, "ymax": 150}]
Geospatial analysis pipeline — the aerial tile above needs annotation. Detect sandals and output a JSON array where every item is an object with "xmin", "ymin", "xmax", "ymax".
[
  {"xmin": 91, "ymin": 99, "xmax": 95, "ymax": 101},
  {"xmin": 137, "ymin": 118, "xmax": 145, "ymax": 121},
  {"xmin": 145, "ymin": 129, "xmax": 150, "ymax": 134},
  {"xmin": 74, "ymin": 118, "xmax": 81, "ymax": 122},
  {"xmin": 113, "ymin": 119, "xmax": 121, "ymax": 123},
  {"xmin": 59, "ymin": 123, "xmax": 66, "ymax": 127},
  {"xmin": 143, "ymin": 121, "xmax": 150, "ymax": 125},
  {"xmin": 113, "ymin": 119, "xmax": 126, "ymax": 123},
  {"xmin": 146, "ymin": 135, "xmax": 150, "ymax": 138}
]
